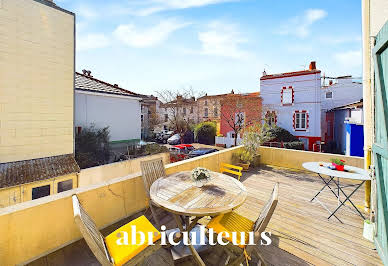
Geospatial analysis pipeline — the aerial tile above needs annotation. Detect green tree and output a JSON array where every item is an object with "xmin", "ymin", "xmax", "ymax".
[
  {"xmin": 75, "ymin": 125, "xmax": 111, "ymax": 169},
  {"xmin": 194, "ymin": 121, "xmax": 217, "ymax": 145}
]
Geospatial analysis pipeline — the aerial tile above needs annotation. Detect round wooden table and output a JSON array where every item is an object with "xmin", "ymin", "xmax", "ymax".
[{"xmin": 150, "ymin": 171, "xmax": 247, "ymax": 265}]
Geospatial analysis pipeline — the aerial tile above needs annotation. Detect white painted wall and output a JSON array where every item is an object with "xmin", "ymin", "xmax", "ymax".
[
  {"xmin": 321, "ymin": 79, "xmax": 363, "ymax": 111},
  {"xmin": 215, "ymin": 135, "xmax": 242, "ymax": 148},
  {"xmin": 349, "ymin": 109, "xmax": 363, "ymax": 124},
  {"xmin": 260, "ymin": 72, "xmax": 322, "ymax": 138},
  {"xmin": 321, "ymin": 79, "xmax": 363, "ymax": 138},
  {"xmin": 75, "ymin": 91, "xmax": 141, "ymax": 141}
]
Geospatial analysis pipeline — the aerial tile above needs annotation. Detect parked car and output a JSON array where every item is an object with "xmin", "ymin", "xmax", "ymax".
[
  {"xmin": 188, "ymin": 148, "xmax": 218, "ymax": 158},
  {"xmin": 156, "ymin": 131, "xmax": 174, "ymax": 144},
  {"xmin": 169, "ymin": 145, "xmax": 187, "ymax": 162},
  {"xmin": 167, "ymin": 134, "xmax": 181, "ymax": 145},
  {"xmin": 171, "ymin": 144, "xmax": 194, "ymax": 154}
]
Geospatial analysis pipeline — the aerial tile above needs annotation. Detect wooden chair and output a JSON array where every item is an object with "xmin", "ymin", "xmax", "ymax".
[
  {"xmin": 140, "ymin": 158, "xmax": 166, "ymax": 229},
  {"xmin": 72, "ymin": 195, "xmax": 173, "ymax": 266},
  {"xmin": 220, "ymin": 163, "xmax": 243, "ymax": 180},
  {"xmin": 206, "ymin": 183, "xmax": 279, "ymax": 266}
]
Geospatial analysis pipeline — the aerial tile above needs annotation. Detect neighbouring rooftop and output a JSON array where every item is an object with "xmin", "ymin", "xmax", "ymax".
[
  {"xmin": 0, "ymin": 154, "xmax": 79, "ymax": 189},
  {"xmin": 28, "ymin": 166, "xmax": 381, "ymax": 266},
  {"xmin": 260, "ymin": 61, "xmax": 321, "ymax": 80},
  {"xmin": 75, "ymin": 71, "xmax": 141, "ymax": 98},
  {"xmin": 331, "ymin": 99, "xmax": 364, "ymax": 111}
]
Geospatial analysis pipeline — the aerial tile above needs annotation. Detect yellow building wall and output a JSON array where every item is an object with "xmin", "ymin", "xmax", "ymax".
[
  {"xmin": 0, "ymin": 0, "xmax": 75, "ymax": 163},
  {"xmin": 259, "ymin": 146, "xmax": 364, "ymax": 170},
  {"xmin": 362, "ymin": 0, "xmax": 388, "ymax": 209},
  {"xmin": 0, "ymin": 173, "xmax": 77, "ymax": 208},
  {"xmin": 0, "ymin": 186, "xmax": 22, "ymax": 208},
  {"xmin": 78, "ymin": 152, "xmax": 171, "ymax": 187}
]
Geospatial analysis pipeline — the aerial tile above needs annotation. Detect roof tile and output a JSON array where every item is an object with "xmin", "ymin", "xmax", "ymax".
[
  {"xmin": 0, "ymin": 154, "xmax": 80, "ymax": 189},
  {"xmin": 75, "ymin": 72, "xmax": 140, "ymax": 97}
]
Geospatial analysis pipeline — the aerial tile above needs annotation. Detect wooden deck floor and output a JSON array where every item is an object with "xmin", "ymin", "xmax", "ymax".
[{"xmin": 28, "ymin": 166, "xmax": 382, "ymax": 266}]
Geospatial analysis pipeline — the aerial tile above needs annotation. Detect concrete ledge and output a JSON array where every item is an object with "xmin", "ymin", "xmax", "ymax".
[
  {"xmin": 0, "ymin": 146, "xmax": 364, "ymax": 265},
  {"xmin": 259, "ymin": 146, "xmax": 364, "ymax": 170},
  {"xmin": 0, "ymin": 147, "xmax": 242, "ymax": 266},
  {"xmin": 78, "ymin": 152, "xmax": 170, "ymax": 187}
]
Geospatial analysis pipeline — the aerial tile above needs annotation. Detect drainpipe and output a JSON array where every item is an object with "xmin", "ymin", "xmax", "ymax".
[{"xmin": 362, "ymin": 0, "xmax": 371, "ymax": 213}]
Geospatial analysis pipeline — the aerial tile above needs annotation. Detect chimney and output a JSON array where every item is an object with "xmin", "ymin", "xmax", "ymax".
[
  {"xmin": 262, "ymin": 69, "xmax": 267, "ymax": 76},
  {"xmin": 113, "ymin": 84, "xmax": 119, "ymax": 87},
  {"xmin": 309, "ymin": 61, "xmax": 316, "ymax": 70},
  {"xmin": 82, "ymin": 69, "xmax": 92, "ymax": 77},
  {"xmin": 231, "ymin": 89, "xmax": 234, "ymax": 94}
]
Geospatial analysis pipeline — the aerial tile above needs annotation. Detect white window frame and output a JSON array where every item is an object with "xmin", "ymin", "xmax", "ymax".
[
  {"xmin": 282, "ymin": 87, "xmax": 293, "ymax": 105},
  {"xmin": 295, "ymin": 112, "xmax": 307, "ymax": 130},
  {"xmin": 235, "ymin": 112, "xmax": 245, "ymax": 127}
]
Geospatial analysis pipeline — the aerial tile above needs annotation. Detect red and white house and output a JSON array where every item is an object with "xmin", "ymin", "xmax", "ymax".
[{"xmin": 260, "ymin": 61, "xmax": 322, "ymax": 151}]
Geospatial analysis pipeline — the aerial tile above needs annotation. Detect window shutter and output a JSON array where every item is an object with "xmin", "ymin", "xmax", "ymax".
[
  {"xmin": 306, "ymin": 112, "xmax": 310, "ymax": 129},
  {"xmin": 280, "ymin": 87, "xmax": 285, "ymax": 103},
  {"xmin": 293, "ymin": 112, "xmax": 296, "ymax": 129}
]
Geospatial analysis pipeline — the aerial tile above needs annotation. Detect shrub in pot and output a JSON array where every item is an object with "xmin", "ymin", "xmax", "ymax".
[
  {"xmin": 237, "ymin": 122, "xmax": 272, "ymax": 168},
  {"xmin": 232, "ymin": 149, "xmax": 254, "ymax": 170}
]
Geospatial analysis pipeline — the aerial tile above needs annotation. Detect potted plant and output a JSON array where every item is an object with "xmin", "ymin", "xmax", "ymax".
[
  {"xmin": 232, "ymin": 149, "xmax": 254, "ymax": 171},
  {"xmin": 233, "ymin": 122, "xmax": 272, "ymax": 169},
  {"xmin": 330, "ymin": 158, "xmax": 345, "ymax": 171},
  {"xmin": 191, "ymin": 167, "xmax": 212, "ymax": 187},
  {"xmin": 363, "ymin": 219, "xmax": 375, "ymax": 242}
]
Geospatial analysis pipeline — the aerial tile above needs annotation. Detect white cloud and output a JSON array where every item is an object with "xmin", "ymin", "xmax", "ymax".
[
  {"xmin": 77, "ymin": 34, "xmax": 110, "ymax": 51},
  {"xmin": 198, "ymin": 22, "xmax": 249, "ymax": 59},
  {"xmin": 108, "ymin": 0, "xmax": 238, "ymax": 16},
  {"xmin": 153, "ymin": 0, "xmax": 236, "ymax": 9},
  {"xmin": 113, "ymin": 20, "xmax": 190, "ymax": 47},
  {"xmin": 334, "ymin": 50, "xmax": 362, "ymax": 68},
  {"xmin": 319, "ymin": 35, "xmax": 361, "ymax": 45},
  {"xmin": 305, "ymin": 9, "xmax": 327, "ymax": 23},
  {"xmin": 279, "ymin": 9, "xmax": 328, "ymax": 38},
  {"xmin": 76, "ymin": 5, "xmax": 99, "ymax": 19}
]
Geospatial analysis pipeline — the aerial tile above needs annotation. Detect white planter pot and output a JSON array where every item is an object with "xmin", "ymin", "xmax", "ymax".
[{"xmin": 363, "ymin": 220, "xmax": 375, "ymax": 242}]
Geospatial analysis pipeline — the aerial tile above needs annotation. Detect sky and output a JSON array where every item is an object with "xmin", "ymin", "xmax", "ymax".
[{"xmin": 56, "ymin": 0, "xmax": 362, "ymax": 96}]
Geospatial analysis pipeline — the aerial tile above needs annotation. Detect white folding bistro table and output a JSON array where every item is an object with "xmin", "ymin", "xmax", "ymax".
[{"xmin": 302, "ymin": 162, "xmax": 371, "ymax": 223}]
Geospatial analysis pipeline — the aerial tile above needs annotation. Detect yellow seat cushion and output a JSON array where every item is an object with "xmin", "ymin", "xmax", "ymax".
[
  {"xmin": 207, "ymin": 212, "xmax": 254, "ymax": 248},
  {"xmin": 105, "ymin": 215, "xmax": 161, "ymax": 266}
]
